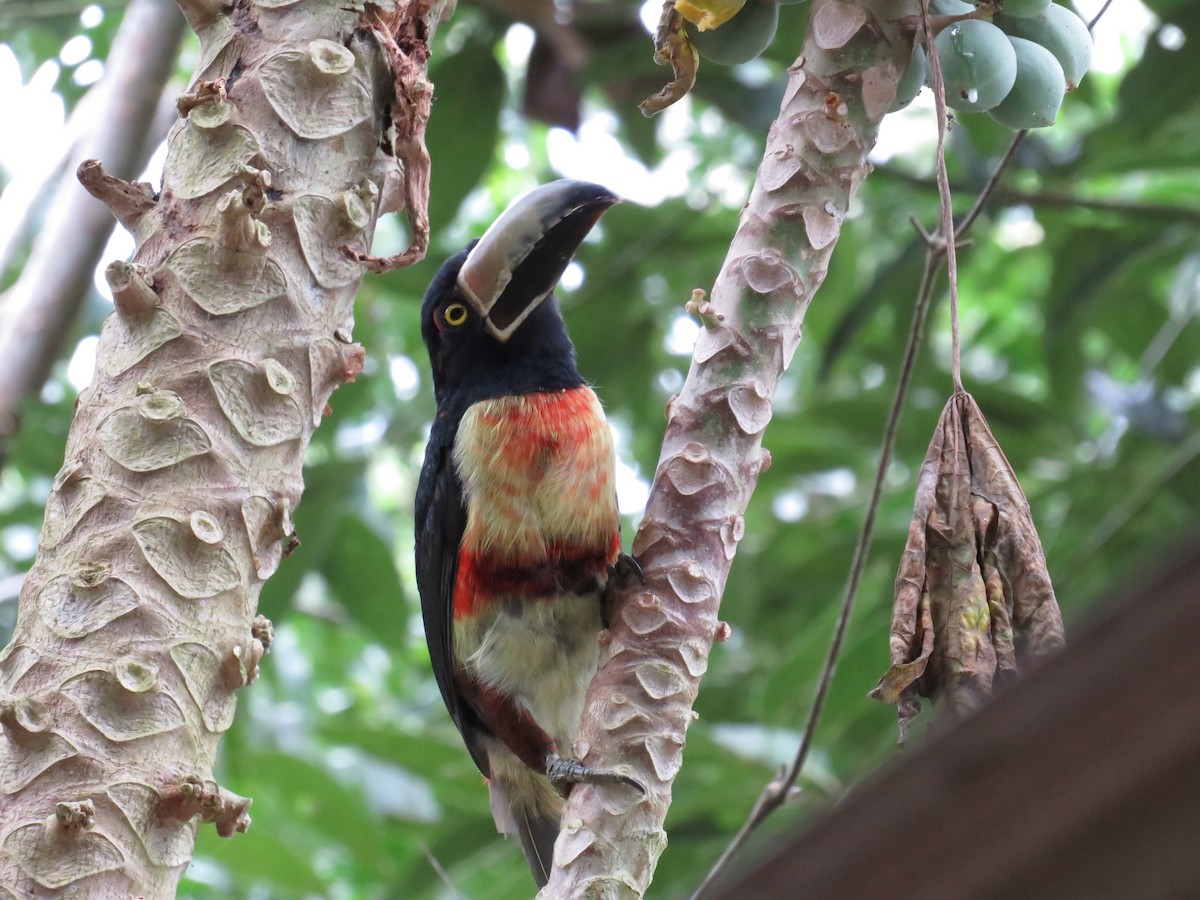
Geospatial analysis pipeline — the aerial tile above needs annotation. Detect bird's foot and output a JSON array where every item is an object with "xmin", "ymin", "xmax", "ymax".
[
  {"xmin": 601, "ymin": 552, "xmax": 646, "ymax": 628},
  {"xmin": 546, "ymin": 754, "xmax": 645, "ymax": 796},
  {"xmin": 609, "ymin": 552, "xmax": 646, "ymax": 586}
]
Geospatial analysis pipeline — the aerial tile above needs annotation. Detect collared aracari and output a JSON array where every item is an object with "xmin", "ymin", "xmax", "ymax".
[{"xmin": 415, "ymin": 180, "xmax": 643, "ymax": 886}]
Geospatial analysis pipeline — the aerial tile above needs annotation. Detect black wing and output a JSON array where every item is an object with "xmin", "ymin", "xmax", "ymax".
[{"xmin": 414, "ymin": 413, "xmax": 491, "ymax": 776}]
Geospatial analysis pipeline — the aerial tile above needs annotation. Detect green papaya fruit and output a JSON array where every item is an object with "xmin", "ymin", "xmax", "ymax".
[
  {"xmin": 686, "ymin": 0, "xmax": 780, "ymax": 66},
  {"xmin": 996, "ymin": 4, "xmax": 1093, "ymax": 89},
  {"xmin": 999, "ymin": 0, "xmax": 1052, "ymax": 16},
  {"xmin": 987, "ymin": 35, "xmax": 1066, "ymax": 129},
  {"xmin": 890, "ymin": 45, "xmax": 928, "ymax": 112},
  {"xmin": 934, "ymin": 19, "xmax": 1017, "ymax": 113}
]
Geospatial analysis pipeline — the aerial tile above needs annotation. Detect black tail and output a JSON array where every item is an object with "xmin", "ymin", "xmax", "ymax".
[
  {"xmin": 517, "ymin": 806, "xmax": 560, "ymax": 888},
  {"xmin": 487, "ymin": 776, "xmax": 562, "ymax": 887}
]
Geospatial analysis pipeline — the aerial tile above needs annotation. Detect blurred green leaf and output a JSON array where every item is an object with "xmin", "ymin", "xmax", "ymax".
[
  {"xmin": 324, "ymin": 515, "xmax": 406, "ymax": 646},
  {"xmin": 1081, "ymin": 5, "xmax": 1200, "ymax": 174},
  {"xmin": 426, "ymin": 31, "xmax": 506, "ymax": 231},
  {"xmin": 257, "ymin": 458, "xmax": 368, "ymax": 621},
  {"xmin": 192, "ymin": 825, "xmax": 326, "ymax": 895}
]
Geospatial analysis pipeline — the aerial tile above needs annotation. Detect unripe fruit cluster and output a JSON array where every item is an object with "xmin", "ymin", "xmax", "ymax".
[{"xmin": 891, "ymin": 1, "xmax": 1093, "ymax": 130}]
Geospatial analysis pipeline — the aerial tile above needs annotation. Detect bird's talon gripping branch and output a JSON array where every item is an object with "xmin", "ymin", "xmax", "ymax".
[
  {"xmin": 611, "ymin": 551, "xmax": 647, "ymax": 585},
  {"xmin": 601, "ymin": 552, "xmax": 645, "ymax": 628},
  {"xmin": 547, "ymin": 754, "xmax": 646, "ymax": 795}
]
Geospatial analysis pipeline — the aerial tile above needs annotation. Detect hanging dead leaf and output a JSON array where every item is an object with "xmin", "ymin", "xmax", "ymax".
[
  {"xmin": 870, "ymin": 391, "xmax": 1065, "ymax": 742},
  {"xmin": 640, "ymin": 3, "xmax": 700, "ymax": 117},
  {"xmin": 343, "ymin": 3, "xmax": 436, "ymax": 273}
]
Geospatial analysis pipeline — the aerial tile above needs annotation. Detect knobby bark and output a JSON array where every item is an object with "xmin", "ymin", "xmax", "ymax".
[
  {"xmin": 0, "ymin": 0, "xmax": 448, "ymax": 894},
  {"xmin": 546, "ymin": 2, "xmax": 917, "ymax": 895}
]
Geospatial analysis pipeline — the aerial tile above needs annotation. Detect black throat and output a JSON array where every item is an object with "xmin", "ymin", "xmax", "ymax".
[{"xmin": 421, "ymin": 251, "xmax": 586, "ymax": 420}]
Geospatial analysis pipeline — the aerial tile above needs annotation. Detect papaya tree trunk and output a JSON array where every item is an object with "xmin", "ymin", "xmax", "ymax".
[
  {"xmin": 0, "ymin": 0, "xmax": 447, "ymax": 894},
  {"xmin": 545, "ymin": 1, "xmax": 917, "ymax": 894}
]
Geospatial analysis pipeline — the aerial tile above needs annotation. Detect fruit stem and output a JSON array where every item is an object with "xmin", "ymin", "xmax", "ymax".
[{"xmin": 917, "ymin": 6, "xmax": 997, "ymax": 44}]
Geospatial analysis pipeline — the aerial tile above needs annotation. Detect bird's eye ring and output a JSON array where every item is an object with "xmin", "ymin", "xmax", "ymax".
[{"xmin": 443, "ymin": 303, "xmax": 469, "ymax": 327}]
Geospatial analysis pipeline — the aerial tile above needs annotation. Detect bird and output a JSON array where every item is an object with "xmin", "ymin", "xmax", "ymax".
[{"xmin": 414, "ymin": 179, "xmax": 644, "ymax": 887}]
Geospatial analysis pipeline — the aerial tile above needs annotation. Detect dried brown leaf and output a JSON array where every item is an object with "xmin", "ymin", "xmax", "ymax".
[
  {"xmin": 975, "ymin": 496, "xmax": 1018, "ymax": 685},
  {"xmin": 344, "ymin": 2, "xmax": 436, "ymax": 273},
  {"xmin": 871, "ymin": 392, "xmax": 1065, "ymax": 739},
  {"xmin": 640, "ymin": 4, "xmax": 700, "ymax": 117},
  {"xmin": 959, "ymin": 394, "xmax": 1065, "ymax": 659}
]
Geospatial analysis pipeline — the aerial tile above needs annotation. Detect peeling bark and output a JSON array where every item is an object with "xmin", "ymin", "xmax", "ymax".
[
  {"xmin": 0, "ymin": 1, "xmax": 449, "ymax": 894},
  {"xmin": 544, "ymin": 2, "xmax": 917, "ymax": 895}
]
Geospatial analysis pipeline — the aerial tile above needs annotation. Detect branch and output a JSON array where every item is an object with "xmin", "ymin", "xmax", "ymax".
[
  {"xmin": 78, "ymin": 162, "xmax": 159, "ymax": 230},
  {"xmin": 0, "ymin": 0, "xmax": 186, "ymax": 462},
  {"xmin": 1077, "ymin": 430, "xmax": 1200, "ymax": 564},
  {"xmin": 996, "ymin": 188, "xmax": 1200, "ymax": 225},
  {"xmin": 471, "ymin": 0, "xmax": 591, "ymax": 69},
  {"xmin": 874, "ymin": 164, "xmax": 1200, "ymax": 227},
  {"xmin": 0, "ymin": 53, "xmax": 178, "ymax": 280},
  {"xmin": 920, "ymin": 0, "xmax": 964, "ymax": 393},
  {"xmin": 541, "ymin": 2, "xmax": 914, "ymax": 895},
  {"xmin": 0, "ymin": 125, "xmax": 77, "ymax": 279}
]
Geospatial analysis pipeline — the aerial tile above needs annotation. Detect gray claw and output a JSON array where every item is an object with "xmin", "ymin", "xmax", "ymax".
[{"xmin": 546, "ymin": 755, "xmax": 645, "ymax": 795}]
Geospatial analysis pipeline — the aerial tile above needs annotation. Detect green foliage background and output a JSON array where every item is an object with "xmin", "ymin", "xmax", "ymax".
[{"xmin": 1, "ymin": 1, "xmax": 1198, "ymax": 897}]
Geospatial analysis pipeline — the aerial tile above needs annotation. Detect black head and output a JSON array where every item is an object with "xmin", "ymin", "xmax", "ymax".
[
  {"xmin": 418, "ymin": 180, "xmax": 619, "ymax": 415},
  {"xmin": 421, "ymin": 249, "xmax": 584, "ymax": 413}
]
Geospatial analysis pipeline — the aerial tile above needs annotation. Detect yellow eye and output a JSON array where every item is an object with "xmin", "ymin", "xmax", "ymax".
[{"xmin": 443, "ymin": 303, "xmax": 469, "ymax": 327}]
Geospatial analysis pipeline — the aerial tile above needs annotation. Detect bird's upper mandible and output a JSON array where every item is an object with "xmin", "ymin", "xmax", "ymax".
[{"xmin": 456, "ymin": 179, "xmax": 620, "ymax": 342}]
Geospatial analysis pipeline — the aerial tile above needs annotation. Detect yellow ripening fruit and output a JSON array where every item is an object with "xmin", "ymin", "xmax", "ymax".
[{"xmin": 675, "ymin": 0, "xmax": 747, "ymax": 31}]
